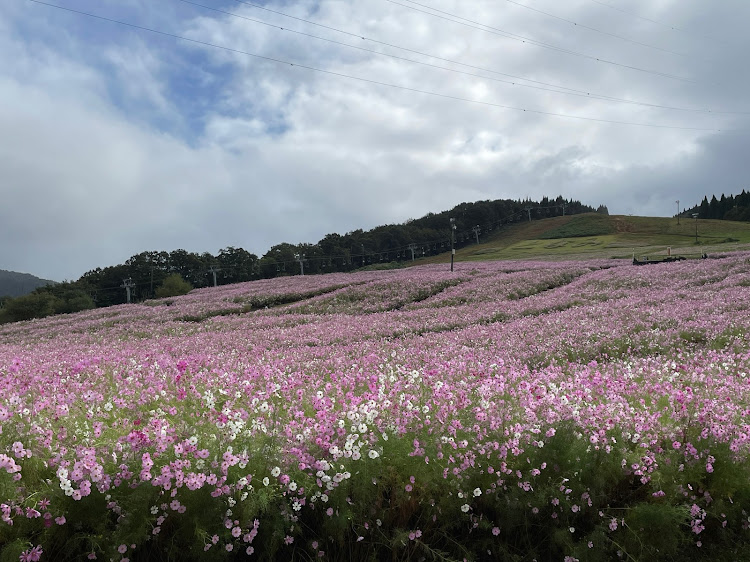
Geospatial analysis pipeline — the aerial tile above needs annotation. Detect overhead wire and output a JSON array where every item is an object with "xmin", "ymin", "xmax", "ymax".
[
  {"xmin": 383, "ymin": 0, "xmax": 697, "ymax": 83},
  {"xmin": 224, "ymin": 0, "xmax": 746, "ymax": 114},
  {"xmin": 176, "ymin": 0, "xmax": 746, "ymax": 115},
  {"xmin": 587, "ymin": 0, "xmax": 683, "ymax": 30},
  {"xmin": 228, "ymin": 0, "xmax": 612, "ymax": 97},
  {"xmin": 26, "ymin": 0, "xmax": 725, "ymax": 130},
  {"xmin": 502, "ymin": 0, "xmax": 691, "ymax": 58},
  {"xmin": 583, "ymin": 0, "xmax": 736, "ymax": 46}
]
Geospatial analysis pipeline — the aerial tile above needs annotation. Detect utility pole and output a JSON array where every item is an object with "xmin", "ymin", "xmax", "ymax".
[
  {"xmin": 122, "ymin": 278, "xmax": 135, "ymax": 304},
  {"xmin": 408, "ymin": 243, "xmax": 417, "ymax": 261},
  {"xmin": 361, "ymin": 244, "xmax": 365, "ymax": 267},
  {"xmin": 676, "ymin": 200, "xmax": 680, "ymax": 225},
  {"xmin": 561, "ymin": 202, "xmax": 566, "ymax": 216},
  {"xmin": 693, "ymin": 213, "xmax": 698, "ymax": 243},
  {"xmin": 209, "ymin": 266, "xmax": 221, "ymax": 287},
  {"xmin": 294, "ymin": 254, "xmax": 305, "ymax": 275},
  {"xmin": 450, "ymin": 217, "xmax": 456, "ymax": 272},
  {"xmin": 472, "ymin": 225, "xmax": 481, "ymax": 244},
  {"xmin": 525, "ymin": 207, "xmax": 532, "ymax": 222}
]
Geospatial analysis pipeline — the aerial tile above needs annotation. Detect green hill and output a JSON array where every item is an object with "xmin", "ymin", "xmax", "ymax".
[
  {"xmin": 0, "ymin": 269, "xmax": 56, "ymax": 298},
  {"xmin": 417, "ymin": 213, "xmax": 750, "ymax": 264}
]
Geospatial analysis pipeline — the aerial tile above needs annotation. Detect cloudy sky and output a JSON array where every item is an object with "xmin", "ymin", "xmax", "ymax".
[{"xmin": 2, "ymin": 0, "xmax": 748, "ymax": 280}]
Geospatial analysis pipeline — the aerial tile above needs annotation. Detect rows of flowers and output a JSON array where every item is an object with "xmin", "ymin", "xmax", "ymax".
[{"xmin": 1, "ymin": 256, "xmax": 750, "ymax": 560}]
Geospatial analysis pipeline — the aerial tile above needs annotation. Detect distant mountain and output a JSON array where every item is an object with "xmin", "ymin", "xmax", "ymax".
[{"xmin": 0, "ymin": 269, "xmax": 56, "ymax": 298}]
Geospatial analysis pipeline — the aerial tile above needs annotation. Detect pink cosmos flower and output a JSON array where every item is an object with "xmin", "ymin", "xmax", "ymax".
[{"xmin": 19, "ymin": 545, "xmax": 43, "ymax": 562}]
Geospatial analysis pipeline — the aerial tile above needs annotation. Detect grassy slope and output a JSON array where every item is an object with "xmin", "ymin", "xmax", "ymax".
[{"xmin": 415, "ymin": 214, "xmax": 750, "ymax": 265}]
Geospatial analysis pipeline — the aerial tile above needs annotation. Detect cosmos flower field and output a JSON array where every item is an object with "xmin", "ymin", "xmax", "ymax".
[{"xmin": 2, "ymin": 255, "xmax": 750, "ymax": 561}]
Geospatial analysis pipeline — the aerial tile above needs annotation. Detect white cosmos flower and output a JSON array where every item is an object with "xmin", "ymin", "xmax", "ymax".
[
  {"xmin": 368, "ymin": 450, "xmax": 379, "ymax": 459},
  {"xmin": 271, "ymin": 467, "xmax": 281, "ymax": 477},
  {"xmin": 461, "ymin": 504, "xmax": 470, "ymax": 513}
]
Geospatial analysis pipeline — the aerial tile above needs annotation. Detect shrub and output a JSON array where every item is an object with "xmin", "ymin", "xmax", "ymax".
[
  {"xmin": 155, "ymin": 274, "xmax": 193, "ymax": 298},
  {"xmin": 0, "ymin": 292, "xmax": 61, "ymax": 322}
]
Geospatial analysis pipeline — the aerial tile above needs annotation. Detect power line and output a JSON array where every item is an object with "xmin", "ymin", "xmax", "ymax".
[
  {"xmin": 584, "ymin": 0, "xmax": 734, "ymax": 47},
  {"xmin": 228, "ymin": 0, "xmax": 630, "ymax": 98},
  {"xmin": 27, "ymin": 1, "xmax": 723, "ymax": 130},
  {"xmin": 587, "ymin": 0, "xmax": 681, "ymax": 30},
  {"xmin": 503, "ymin": 0, "xmax": 691, "ymax": 58},
  {"xmin": 177, "ymin": 0, "xmax": 746, "ymax": 115},
  {"xmin": 384, "ymin": 0, "xmax": 697, "ymax": 83},
  {"xmin": 221, "ymin": 0, "xmax": 746, "ymax": 114}
]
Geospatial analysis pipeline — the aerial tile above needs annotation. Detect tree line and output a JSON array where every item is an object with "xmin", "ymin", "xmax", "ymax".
[
  {"xmin": 683, "ymin": 190, "xmax": 750, "ymax": 222},
  {"xmin": 0, "ymin": 195, "xmax": 595, "ymax": 323}
]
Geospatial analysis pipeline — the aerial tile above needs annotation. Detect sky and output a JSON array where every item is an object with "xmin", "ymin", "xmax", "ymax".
[{"xmin": 2, "ymin": 0, "xmax": 749, "ymax": 281}]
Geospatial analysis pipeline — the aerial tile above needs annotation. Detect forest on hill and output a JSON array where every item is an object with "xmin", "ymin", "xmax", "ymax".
[
  {"xmin": 0, "ymin": 270, "xmax": 55, "ymax": 299},
  {"xmin": 684, "ymin": 190, "xmax": 750, "ymax": 221},
  {"xmin": 0, "ymin": 195, "xmax": 597, "ymax": 322}
]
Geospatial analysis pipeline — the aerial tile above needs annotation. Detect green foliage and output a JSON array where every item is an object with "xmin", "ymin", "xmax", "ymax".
[
  {"xmin": 155, "ymin": 274, "xmax": 193, "ymax": 298},
  {"xmin": 679, "ymin": 329, "xmax": 708, "ymax": 345},
  {"xmin": 357, "ymin": 261, "xmax": 407, "ymax": 271},
  {"xmin": 0, "ymin": 540, "xmax": 29, "ymax": 562},
  {"xmin": 621, "ymin": 503, "xmax": 686, "ymax": 558},
  {"xmin": 3, "ymin": 425, "xmax": 750, "ymax": 561},
  {"xmin": 0, "ymin": 291, "xmax": 60, "ymax": 322},
  {"xmin": 685, "ymin": 189, "xmax": 750, "ymax": 221},
  {"xmin": 0, "ymin": 282, "xmax": 95, "ymax": 323}
]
